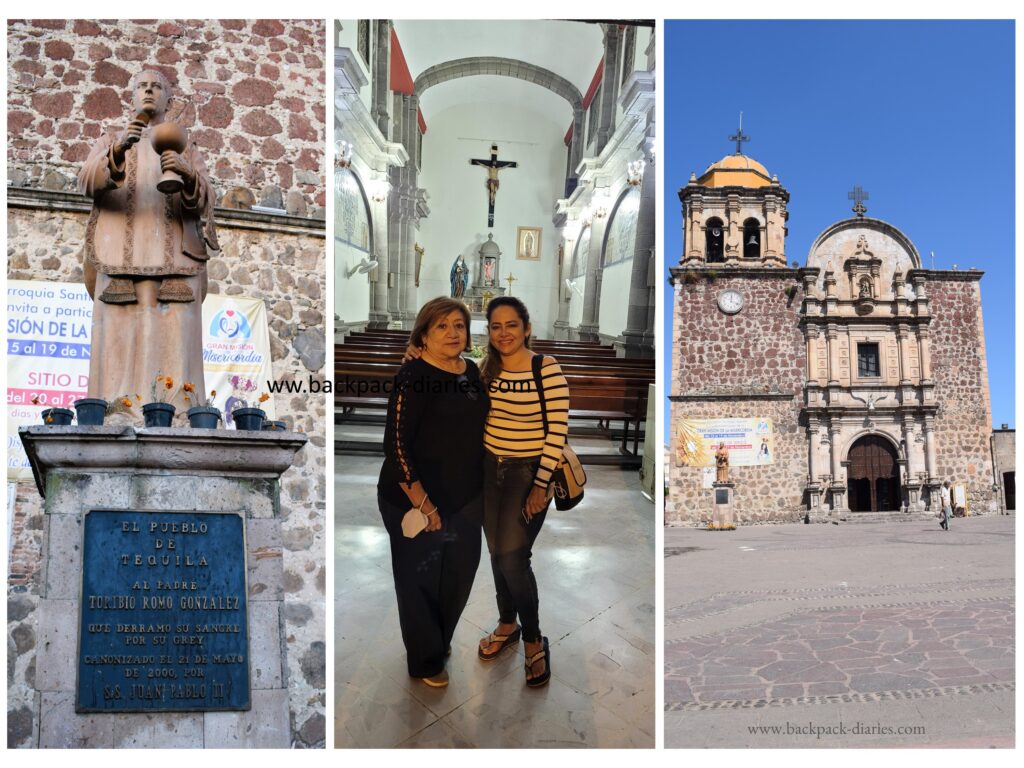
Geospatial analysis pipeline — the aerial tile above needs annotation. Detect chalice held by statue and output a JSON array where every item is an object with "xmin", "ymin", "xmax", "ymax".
[{"xmin": 151, "ymin": 122, "xmax": 188, "ymax": 194}]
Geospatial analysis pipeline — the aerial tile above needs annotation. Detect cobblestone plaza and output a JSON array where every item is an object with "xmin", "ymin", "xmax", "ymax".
[{"xmin": 665, "ymin": 516, "xmax": 1014, "ymax": 747}]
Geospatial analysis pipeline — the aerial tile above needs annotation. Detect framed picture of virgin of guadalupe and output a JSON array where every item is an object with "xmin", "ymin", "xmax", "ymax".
[{"xmin": 516, "ymin": 226, "xmax": 542, "ymax": 260}]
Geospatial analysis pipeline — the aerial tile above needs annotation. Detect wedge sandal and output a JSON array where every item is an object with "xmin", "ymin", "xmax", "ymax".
[
  {"xmin": 478, "ymin": 625, "xmax": 521, "ymax": 660},
  {"xmin": 525, "ymin": 637, "xmax": 550, "ymax": 688}
]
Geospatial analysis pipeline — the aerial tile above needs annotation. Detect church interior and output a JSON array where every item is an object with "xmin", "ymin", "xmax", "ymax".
[{"xmin": 332, "ymin": 20, "xmax": 656, "ymax": 747}]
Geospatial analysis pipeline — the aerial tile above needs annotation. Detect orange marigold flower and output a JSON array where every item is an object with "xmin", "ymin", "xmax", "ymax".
[
  {"xmin": 258, "ymin": 393, "xmax": 270, "ymax": 403},
  {"xmin": 31, "ymin": 395, "xmax": 40, "ymax": 405},
  {"xmin": 164, "ymin": 377, "xmax": 174, "ymax": 389},
  {"xmin": 121, "ymin": 398, "xmax": 132, "ymax": 408},
  {"xmin": 210, "ymin": 390, "xmax": 217, "ymax": 397},
  {"xmin": 45, "ymin": 415, "xmax": 54, "ymax": 424},
  {"xmin": 183, "ymin": 382, "xmax": 195, "ymax": 393},
  {"xmin": 184, "ymin": 395, "xmax": 191, "ymax": 403},
  {"xmin": 135, "ymin": 394, "xmax": 142, "ymax": 401}
]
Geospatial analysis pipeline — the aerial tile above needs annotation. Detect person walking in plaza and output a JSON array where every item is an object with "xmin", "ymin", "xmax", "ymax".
[
  {"xmin": 940, "ymin": 480, "xmax": 953, "ymax": 530},
  {"xmin": 377, "ymin": 298, "xmax": 489, "ymax": 688}
]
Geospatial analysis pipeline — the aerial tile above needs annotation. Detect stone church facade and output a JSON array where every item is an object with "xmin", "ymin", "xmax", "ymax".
[{"xmin": 667, "ymin": 151, "xmax": 997, "ymax": 524}]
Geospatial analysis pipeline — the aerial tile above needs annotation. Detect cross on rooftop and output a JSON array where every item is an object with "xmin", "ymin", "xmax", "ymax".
[
  {"xmin": 848, "ymin": 185, "xmax": 869, "ymax": 217},
  {"xmin": 728, "ymin": 112, "xmax": 749, "ymax": 155}
]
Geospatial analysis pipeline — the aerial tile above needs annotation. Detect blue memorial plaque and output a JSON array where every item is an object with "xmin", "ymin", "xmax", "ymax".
[{"xmin": 77, "ymin": 510, "xmax": 250, "ymax": 712}]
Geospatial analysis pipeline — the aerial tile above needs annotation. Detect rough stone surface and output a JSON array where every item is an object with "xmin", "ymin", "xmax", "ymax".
[
  {"xmin": 7, "ymin": 18, "xmax": 324, "ymax": 213},
  {"xmin": 668, "ymin": 274, "xmax": 806, "ymax": 524}
]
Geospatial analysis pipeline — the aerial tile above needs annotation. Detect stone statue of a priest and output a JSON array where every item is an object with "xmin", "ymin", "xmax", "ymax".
[{"xmin": 79, "ymin": 69, "xmax": 218, "ymax": 410}]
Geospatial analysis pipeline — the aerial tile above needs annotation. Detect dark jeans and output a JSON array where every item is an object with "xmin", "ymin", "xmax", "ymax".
[
  {"xmin": 483, "ymin": 452, "xmax": 550, "ymax": 643},
  {"xmin": 379, "ymin": 491, "xmax": 482, "ymax": 678}
]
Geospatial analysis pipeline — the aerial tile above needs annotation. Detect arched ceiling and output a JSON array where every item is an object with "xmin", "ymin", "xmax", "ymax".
[{"xmin": 393, "ymin": 20, "xmax": 604, "ymax": 122}]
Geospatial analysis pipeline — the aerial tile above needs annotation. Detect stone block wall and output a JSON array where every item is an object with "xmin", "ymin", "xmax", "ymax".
[
  {"xmin": 667, "ymin": 397, "xmax": 807, "ymax": 525},
  {"xmin": 928, "ymin": 276, "xmax": 998, "ymax": 512},
  {"xmin": 668, "ymin": 271, "xmax": 807, "ymax": 525},
  {"xmin": 7, "ymin": 19, "xmax": 326, "ymax": 217},
  {"xmin": 673, "ymin": 272, "xmax": 804, "ymax": 393},
  {"xmin": 7, "ymin": 200, "xmax": 327, "ymax": 748}
]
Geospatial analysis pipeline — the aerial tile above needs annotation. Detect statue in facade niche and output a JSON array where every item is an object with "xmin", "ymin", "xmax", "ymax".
[{"xmin": 79, "ymin": 69, "xmax": 219, "ymax": 411}]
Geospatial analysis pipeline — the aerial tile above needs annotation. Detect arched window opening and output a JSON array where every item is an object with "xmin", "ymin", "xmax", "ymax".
[
  {"xmin": 705, "ymin": 218, "xmax": 724, "ymax": 263},
  {"xmin": 743, "ymin": 218, "xmax": 760, "ymax": 259}
]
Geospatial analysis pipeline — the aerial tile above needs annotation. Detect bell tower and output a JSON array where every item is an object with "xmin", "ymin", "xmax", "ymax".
[{"xmin": 679, "ymin": 120, "xmax": 789, "ymax": 267}]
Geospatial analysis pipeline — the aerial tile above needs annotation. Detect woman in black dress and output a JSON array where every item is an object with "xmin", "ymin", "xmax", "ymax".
[{"xmin": 377, "ymin": 297, "xmax": 489, "ymax": 687}]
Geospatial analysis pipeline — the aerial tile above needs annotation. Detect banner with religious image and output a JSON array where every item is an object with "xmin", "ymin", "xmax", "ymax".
[
  {"xmin": 678, "ymin": 417, "xmax": 775, "ymax": 468},
  {"xmin": 6, "ymin": 280, "xmax": 93, "ymax": 481},
  {"xmin": 6, "ymin": 282, "xmax": 277, "ymax": 482},
  {"xmin": 202, "ymin": 294, "xmax": 276, "ymax": 427}
]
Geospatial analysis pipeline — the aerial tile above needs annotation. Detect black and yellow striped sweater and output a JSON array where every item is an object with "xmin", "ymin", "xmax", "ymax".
[{"xmin": 484, "ymin": 356, "xmax": 570, "ymax": 489}]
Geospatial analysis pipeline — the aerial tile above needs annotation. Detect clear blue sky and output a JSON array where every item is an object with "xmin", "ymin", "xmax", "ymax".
[{"xmin": 663, "ymin": 19, "xmax": 1016, "ymax": 443}]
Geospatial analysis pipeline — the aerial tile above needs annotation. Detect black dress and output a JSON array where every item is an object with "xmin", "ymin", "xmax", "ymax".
[{"xmin": 377, "ymin": 358, "xmax": 489, "ymax": 678}]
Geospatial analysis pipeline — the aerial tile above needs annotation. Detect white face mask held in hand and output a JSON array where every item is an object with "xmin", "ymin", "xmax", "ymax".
[{"xmin": 401, "ymin": 500, "xmax": 429, "ymax": 538}]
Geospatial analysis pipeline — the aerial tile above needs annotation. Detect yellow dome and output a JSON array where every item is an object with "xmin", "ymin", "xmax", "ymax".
[{"xmin": 697, "ymin": 154, "xmax": 773, "ymax": 188}]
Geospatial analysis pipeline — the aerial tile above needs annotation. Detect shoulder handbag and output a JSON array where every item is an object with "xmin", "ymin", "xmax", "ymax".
[{"xmin": 532, "ymin": 354, "xmax": 586, "ymax": 511}]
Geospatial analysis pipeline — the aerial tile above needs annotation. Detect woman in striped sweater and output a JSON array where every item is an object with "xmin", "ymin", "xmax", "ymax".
[{"xmin": 477, "ymin": 297, "xmax": 569, "ymax": 687}]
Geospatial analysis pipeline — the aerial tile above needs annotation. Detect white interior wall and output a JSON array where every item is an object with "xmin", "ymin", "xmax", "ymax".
[
  {"xmin": 598, "ymin": 260, "xmax": 631, "ymax": 338},
  {"xmin": 336, "ymin": 20, "xmax": 372, "ymax": 114},
  {"xmin": 334, "ymin": 171, "xmax": 372, "ymax": 325},
  {"xmin": 416, "ymin": 96, "xmax": 568, "ymax": 338}
]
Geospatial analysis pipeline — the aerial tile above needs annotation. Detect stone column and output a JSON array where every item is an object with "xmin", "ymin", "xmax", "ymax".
[
  {"xmin": 371, "ymin": 21, "xmax": 391, "ymax": 137},
  {"xmin": 401, "ymin": 95, "xmax": 420, "ymax": 320},
  {"xmin": 918, "ymin": 326, "xmax": 933, "ymax": 381},
  {"xmin": 829, "ymin": 423, "xmax": 843, "ymax": 482},
  {"xmin": 806, "ymin": 325, "xmax": 819, "ymax": 383},
  {"xmin": 595, "ymin": 24, "xmax": 621, "ymax": 155},
  {"xmin": 368, "ymin": 179, "xmax": 390, "ymax": 327},
  {"xmin": 923, "ymin": 417, "xmax": 938, "ymax": 480},
  {"xmin": 807, "ymin": 418, "xmax": 820, "ymax": 483},
  {"xmin": 553, "ymin": 237, "xmax": 572, "ymax": 340},
  {"xmin": 826, "ymin": 325, "xmax": 841, "ymax": 385},
  {"xmin": 896, "ymin": 323, "xmax": 913, "ymax": 385},
  {"xmin": 620, "ymin": 153, "xmax": 656, "ymax": 357},
  {"xmin": 578, "ymin": 211, "xmax": 609, "ymax": 342},
  {"xmin": 568, "ymin": 107, "xmax": 585, "ymax": 190}
]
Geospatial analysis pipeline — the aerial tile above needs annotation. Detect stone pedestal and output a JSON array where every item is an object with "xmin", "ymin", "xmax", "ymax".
[
  {"xmin": 17, "ymin": 425, "xmax": 306, "ymax": 748},
  {"xmin": 711, "ymin": 481, "xmax": 735, "ymax": 527},
  {"xmin": 828, "ymin": 484, "xmax": 848, "ymax": 518}
]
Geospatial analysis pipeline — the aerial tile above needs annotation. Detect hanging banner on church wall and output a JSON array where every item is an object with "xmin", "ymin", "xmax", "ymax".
[
  {"xmin": 6, "ymin": 280, "xmax": 92, "ymax": 481},
  {"xmin": 678, "ymin": 417, "xmax": 775, "ymax": 468},
  {"xmin": 202, "ymin": 294, "xmax": 276, "ymax": 427},
  {"xmin": 6, "ymin": 283, "xmax": 277, "ymax": 483}
]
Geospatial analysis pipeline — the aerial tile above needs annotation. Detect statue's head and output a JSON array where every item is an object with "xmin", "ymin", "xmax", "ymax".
[{"xmin": 130, "ymin": 69, "xmax": 172, "ymax": 118}]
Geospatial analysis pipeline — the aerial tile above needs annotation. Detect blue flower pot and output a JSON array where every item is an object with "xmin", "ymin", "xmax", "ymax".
[
  {"xmin": 41, "ymin": 407, "xmax": 74, "ymax": 426},
  {"xmin": 142, "ymin": 402, "xmax": 175, "ymax": 428},
  {"xmin": 74, "ymin": 398, "xmax": 107, "ymax": 426},
  {"xmin": 233, "ymin": 407, "xmax": 265, "ymax": 431},
  {"xmin": 186, "ymin": 406, "xmax": 221, "ymax": 429}
]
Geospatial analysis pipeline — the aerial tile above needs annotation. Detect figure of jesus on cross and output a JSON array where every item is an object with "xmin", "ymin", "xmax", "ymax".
[{"xmin": 470, "ymin": 143, "xmax": 517, "ymax": 227}]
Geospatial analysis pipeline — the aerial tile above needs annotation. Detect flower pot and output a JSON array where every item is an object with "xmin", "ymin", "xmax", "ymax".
[
  {"xmin": 186, "ymin": 406, "xmax": 221, "ymax": 429},
  {"xmin": 73, "ymin": 398, "xmax": 108, "ymax": 426},
  {"xmin": 142, "ymin": 402, "xmax": 176, "ymax": 428},
  {"xmin": 41, "ymin": 407, "xmax": 74, "ymax": 426},
  {"xmin": 261, "ymin": 420, "xmax": 287, "ymax": 432},
  {"xmin": 232, "ymin": 407, "xmax": 265, "ymax": 431}
]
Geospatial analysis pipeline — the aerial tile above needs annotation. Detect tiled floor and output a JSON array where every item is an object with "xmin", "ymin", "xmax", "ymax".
[{"xmin": 334, "ymin": 435, "xmax": 655, "ymax": 748}]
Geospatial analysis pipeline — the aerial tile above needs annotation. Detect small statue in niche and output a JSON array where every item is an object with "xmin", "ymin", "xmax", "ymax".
[{"xmin": 859, "ymin": 277, "xmax": 873, "ymax": 299}]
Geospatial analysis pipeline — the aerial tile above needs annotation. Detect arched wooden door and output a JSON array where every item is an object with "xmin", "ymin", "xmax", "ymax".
[{"xmin": 847, "ymin": 435, "xmax": 901, "ymax": 512}]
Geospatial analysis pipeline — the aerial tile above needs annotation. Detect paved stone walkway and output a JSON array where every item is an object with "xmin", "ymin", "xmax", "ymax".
[{"xmin": 665, "ymin": 516, "xmax": 1015, "ymax": 747}]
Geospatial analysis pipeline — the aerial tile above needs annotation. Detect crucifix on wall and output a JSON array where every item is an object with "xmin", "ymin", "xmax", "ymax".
[{"xmin": 470, "ymin": 143, "xmax": 517, "ymax": 227}]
